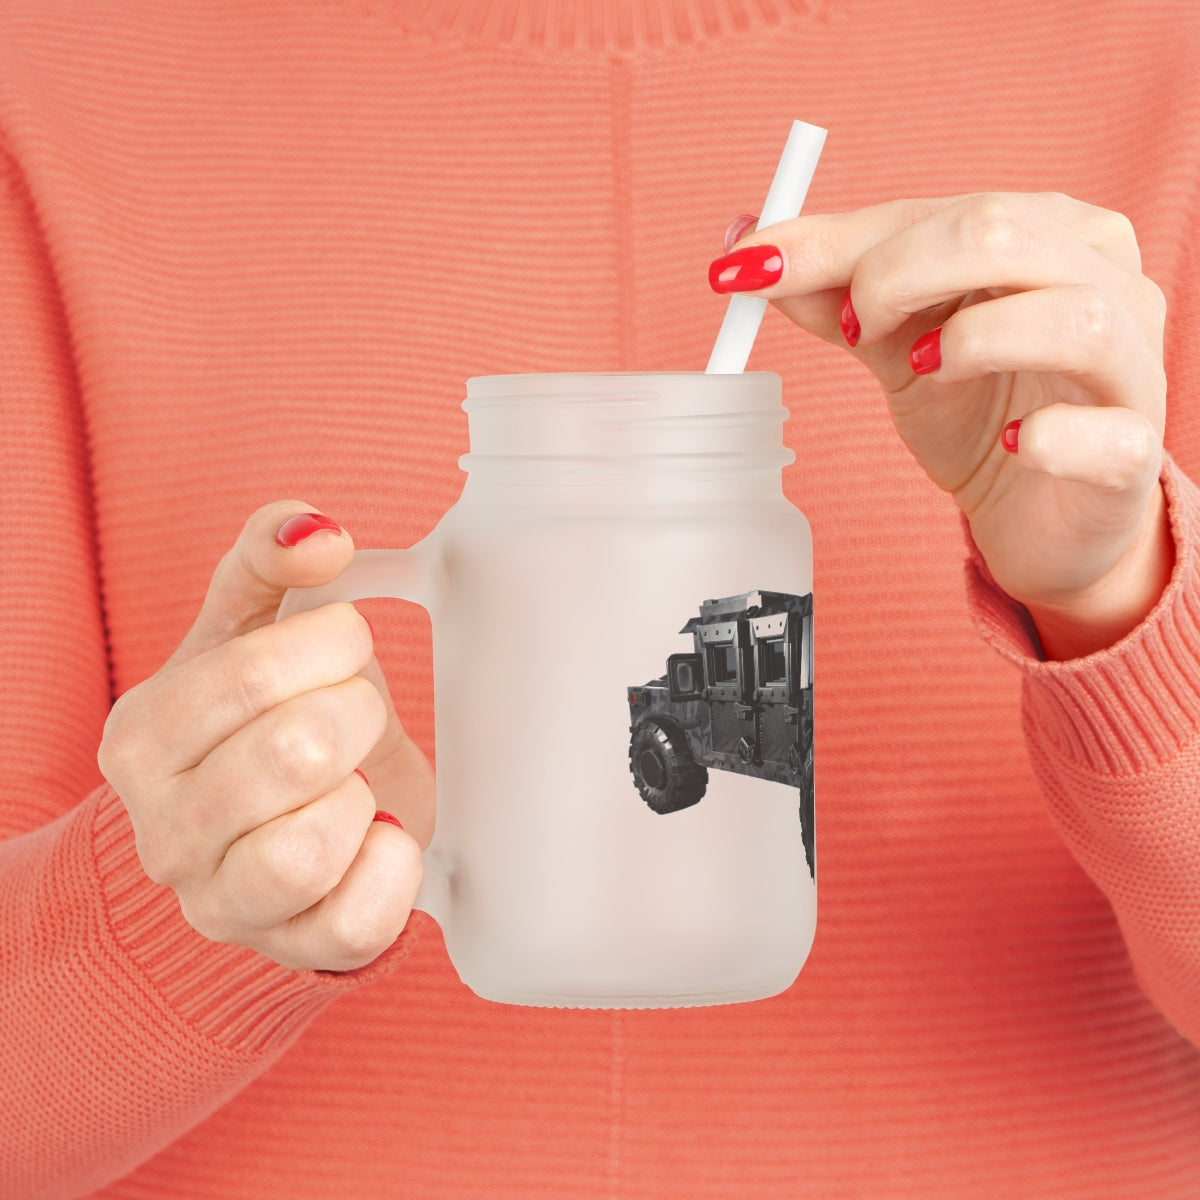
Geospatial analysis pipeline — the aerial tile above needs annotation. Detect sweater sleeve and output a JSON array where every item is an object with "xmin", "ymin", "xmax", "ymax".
[
  {"xmin": 966, "ymin": 457, "xmax": 1200, "ymax": 1047},
  {"xmin": 0, "ymin": 150, "xmax": 416, "ymax": 1198}
]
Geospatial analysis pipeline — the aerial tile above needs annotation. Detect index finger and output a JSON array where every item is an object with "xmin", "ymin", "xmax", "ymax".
[
  {"xmin": 131, "ymin": 601, "xmax": 374, "ymax": 777},
  {"xmin": 729, "ymin": 191, "xmax": 1143, "ymax": 299}
]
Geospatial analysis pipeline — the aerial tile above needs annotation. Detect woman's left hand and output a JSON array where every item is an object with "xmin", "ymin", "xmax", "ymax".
[{"xmin": 711, "ymin": 192, "xmax": 1173, "ymax": 659}]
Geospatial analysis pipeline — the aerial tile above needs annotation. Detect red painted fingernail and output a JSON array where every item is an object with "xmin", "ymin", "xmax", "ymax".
[
  {"xmin": 1002, "ymin": 419, "xmax": 1022, "ymax": 453},
  {"xmin": 708, "ymin": 244, "xmax": 784, "ymax": 293},
  {"xmin": 354, "ymin": 768, "xmax": 370, "ymax": 787},
  {"xmin": 910, "ymin": 327, "xmax": 942, "ymax": 375},
  {"xmin": 839, "ymin": 290, "xmax": 860, "ymax": 347},
  {"xmin": 722, "ymin": 213, "xmax": 759, "ymax": 254},
  {"xmin": 275, "ymin": 512, "xmax": 343, "ymax": 548},
  {"xmin": 372, "ymin": 810, "xmax": 404, "ymax": 830}
]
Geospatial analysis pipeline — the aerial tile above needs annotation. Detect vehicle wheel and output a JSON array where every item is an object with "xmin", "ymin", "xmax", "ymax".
[{"xmin": 629, "ymin": 715, "xmax": 708, "ymax": 815}]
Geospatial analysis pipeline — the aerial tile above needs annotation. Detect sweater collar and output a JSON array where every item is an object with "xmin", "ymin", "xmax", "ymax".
[{"xmin": 372, "ymin": 0, "xmax": 826, "ymax": 52}]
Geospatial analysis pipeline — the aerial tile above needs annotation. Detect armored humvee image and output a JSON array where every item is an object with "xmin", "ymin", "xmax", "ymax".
[{"xmin": 626, "ymin": 590, "xmax": 814, "ymax": 878}]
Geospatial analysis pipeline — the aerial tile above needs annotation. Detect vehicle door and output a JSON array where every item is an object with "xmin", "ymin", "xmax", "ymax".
[{"xmin": 699, "ymin": 617, "xmax": 756, "ymax": 768}]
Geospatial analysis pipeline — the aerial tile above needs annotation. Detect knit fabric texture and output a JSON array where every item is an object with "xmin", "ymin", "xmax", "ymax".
[{"xmin": 1, "ymin": 1, "xmax": 1199, "ymax": 1196}]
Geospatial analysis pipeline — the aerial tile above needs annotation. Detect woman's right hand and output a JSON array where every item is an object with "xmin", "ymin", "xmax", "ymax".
[{"xmin": 98, "ymin": 501, "xmax": 433, "ymax": 972}]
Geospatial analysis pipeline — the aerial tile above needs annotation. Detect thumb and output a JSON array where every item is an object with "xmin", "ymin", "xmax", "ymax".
[
  {"xmin": 167, "ymin": 500, "xmax": 356, "ymax": 669},
  {"xmin": 166, "ymin": 500, "xmax": 437, "ymax": 847},
  {"xmin": 1006, "ymin": 403, "xmax": 1161, "ymax": 499}
]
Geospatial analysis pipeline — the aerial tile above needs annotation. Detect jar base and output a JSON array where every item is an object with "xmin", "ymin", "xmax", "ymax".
[{"xmin": 461, "ymin": 970, "xmax": 804, "ymax": 1010}]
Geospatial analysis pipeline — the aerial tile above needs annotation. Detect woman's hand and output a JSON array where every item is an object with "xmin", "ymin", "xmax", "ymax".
[
  {"xmin": 711, "ymin": 193, "xmax": 1172, "ymax": 659},
  {"xmin": 98, "ymin": 501, "xmax": 434, "ymax": 972}
]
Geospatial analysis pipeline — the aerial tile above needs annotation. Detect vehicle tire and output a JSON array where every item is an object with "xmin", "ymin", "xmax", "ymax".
[{"xmin": 629, "ymin": 715, "xmax": 708, "ymax": 815}]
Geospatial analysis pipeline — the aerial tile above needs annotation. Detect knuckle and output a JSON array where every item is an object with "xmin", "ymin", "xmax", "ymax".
[
  {"xmin": 1081, "ymin": 203, "xmax": 1142, "ymax": 272},
  {"xmin": 847, "ymin": 256, "xmax": 896, "ymax": 324},
  {"xmin": 133, "ymin": 824, "xmax": 187, "ymax": 887},
  {"xmin": 325, "ymin": 903, "xmax": 393, "ymax": 968},
  {"xmin": 962, "ymin": 194, "xmax": 1030, "ymax": 262},
  {"xmin": 257, "ymin": 813, "xmax": 341, "ymax": 900},
  {"xmin": 1141, "ymin": 276, "xmax": 1168, "ymax": 324},
  {"xmin": 1100, "ymin": 207, "xmax": 1138, "ymax": 252},
  {"xmin": 904, "ymin": 195, "xmax": 946, "ymax": 227},
  {"xmin": 948, "ymin": 314, "xmax": 990, "ymax": 372},
  {"xmin": 328, "ymin": 604, "xmax": 376, "ymax": 672},
  {"xmin": 261, "ymin": 710, "xmax": 338, "ymax": 789},
  {"xmin": 182, "ymin": 889, "xmax": 254, "ymax": 950},
  {"xmin": 95, "ymin": 726, "xmax": 125, "ymax": 785},
  {"xmin": 176, "ymin": 888, "xmax": 230, "ymax": 944},
  {"xmin": 97, "ymin": 688, "xmax": 149, "ymax": 782},
  {"xmin": 1062, "ymin": 286, "xmax": 1118, "ymax": 348},
  {"xmin": 231, "ymin": 644, "xmax": 288, "ymax": 716},
  {"xmin": 1083, "ymin": 413, "xmax": 1160, "ymax": 492},
  {"xmin": 1094, "ymin": 458, "xmax": 1145, "ymax": 494},
  {"xmin": 1116, "ymin": 414, "xmax": 1160, "ymax": 475},
  {"xmin": 789, "ymin": 222, "xmax": 840, "ymax": 280},
  {"xmin": 865, "ymin": 261, "xmax": 915, "ymax": 317},
  {"xmin": 296, "ymin": 603, "xmax": 372, "ymax": 671},
  {"xmin": 346, "ymin": 672, "xmax": 388, "ymax": 733}
]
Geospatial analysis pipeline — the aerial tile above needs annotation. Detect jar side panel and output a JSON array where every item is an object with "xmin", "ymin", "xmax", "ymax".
[{"xmin": 428, "ymin": 504, "xmax": 815, "ymax": 1005}]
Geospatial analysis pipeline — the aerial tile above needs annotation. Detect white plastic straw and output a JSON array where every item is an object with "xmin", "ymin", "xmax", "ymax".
[{"xmin": 705, "ymin": 120, "xmax": 827, "ymax": 374}]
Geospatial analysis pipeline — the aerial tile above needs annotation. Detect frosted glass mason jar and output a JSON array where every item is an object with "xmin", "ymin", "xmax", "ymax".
[{"xmin": 279, "ymin": 372, "xmax": 815, "ymax": 1008}]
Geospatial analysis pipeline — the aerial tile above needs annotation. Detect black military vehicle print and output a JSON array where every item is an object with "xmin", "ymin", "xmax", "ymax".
[{"xmin": 626, "ymin": 590, "xmax": 815, "ymax": 879}]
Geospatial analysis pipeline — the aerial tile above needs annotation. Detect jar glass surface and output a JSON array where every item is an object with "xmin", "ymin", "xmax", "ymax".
[{"xmin": 423, "ymin": 373, "xmax": 815, "ymax": 1007}]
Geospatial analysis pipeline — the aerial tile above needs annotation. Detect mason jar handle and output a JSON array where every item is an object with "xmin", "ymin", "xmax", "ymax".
[
  {"xmin": 275, "ymin": 543, "xmax": 452, "ymax": 929},
  {"xmin": 275, "ymin": 546, "xmax": 434, "ymax": 617}
]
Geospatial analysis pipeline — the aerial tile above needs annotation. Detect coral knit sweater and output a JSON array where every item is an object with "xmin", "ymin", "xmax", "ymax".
[{"xmin": 2, "ymin": 1, "xmax": 1200, "ymax": 1197}]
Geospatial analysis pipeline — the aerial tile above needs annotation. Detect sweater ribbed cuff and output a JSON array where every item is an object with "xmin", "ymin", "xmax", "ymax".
[
  {"xmin": 90, "ymin": 784, "xmax": 419, "ymax": 1058},
  {"xmin": 965, "ymin": 455, "xmax": 1200, "ymax": 775}
]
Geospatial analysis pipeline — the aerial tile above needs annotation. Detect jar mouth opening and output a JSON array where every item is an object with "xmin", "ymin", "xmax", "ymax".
[
  {"xmin": 460, "ymin": 448, "xmax": 797, "ymax": 466},
  {"xmin": 463, "ymin": 371, "xmax": 782, "ymax": 412},
  {"xmin": 461, "ymin": 372, "xmax": 790, "ymax": 468},
  {"xmin": 467, "ymin": 370, "xmax": 780, "ymax": 383}
]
